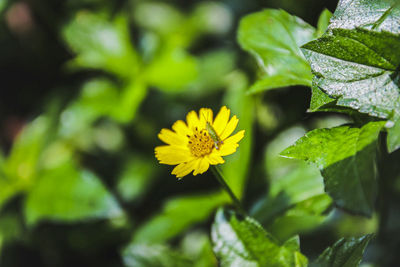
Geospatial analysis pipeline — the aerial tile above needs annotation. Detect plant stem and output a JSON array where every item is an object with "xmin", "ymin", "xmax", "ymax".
[{"xmin": 211, "ymin": 165, "xmax": 246, "ymax": 215}]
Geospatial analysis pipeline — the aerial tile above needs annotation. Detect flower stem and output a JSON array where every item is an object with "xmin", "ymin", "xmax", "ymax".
[{"xmin": 211, "ymin": 165, "xmax": 246, "ymax": 215}]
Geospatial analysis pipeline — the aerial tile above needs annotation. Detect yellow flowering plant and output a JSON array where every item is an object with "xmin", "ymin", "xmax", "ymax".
[
  {"xmin": 155, "ymin": 106, "xmax": 246, "ymax": 213},
  {"xmin": 155, "ymin": 106, "xmax": 245, "ymax": 178}
]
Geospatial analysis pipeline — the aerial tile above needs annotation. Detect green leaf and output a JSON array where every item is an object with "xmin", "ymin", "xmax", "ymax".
[
  {"xmin": 0, "ymin": 213, "xmax": 22, "ymax": 252},
  {"xmin": 247, "ymin": 73, "xmax": 313, "ymax": 95},
  {"xmin": 123, "ymin": 231, "xmax": 216, "ymax": 267},
  {"xmin": 253, "ymin": 163, "xmax": 329, "ymax": 230},
  {"xmin": 59, "ymin": 78, "xmax": 146, "ymax": 149},
  {"xmin": 264, "ymin": 126, "xmax": 308, "ymax": 179},
  {"xmin": 263, "ymin": 127, "xmax": 329, "ymax": 206},
  {"xmin": 110, "ymin": 79, "xmax": 147, "ymax": 123},
  {"xmin": 266, "ymin": 194, "xmax": 332, "ymax": 241},
  {"xmin": 301, "ymin": 0, "xmax": 400, "ymax": 118},
  {"xmin": 186, "ymin": 49, "xmax": 236, "ymax": 97},
  {"xmin": 132, "ymin": 192, "xmax": 228, "ymax": 243},
  {"xmin": 133, "ymin": 1, "xmax": 232, "ymax": 49},
  {"xmin": 24, "ymin": 161, "xmax": 124, "ymax": 226},
  {"xmin": 211, "ymin": 208, "xmax": 308, "ymax": 267},
  {"xmin": 0, "ymin": 178, "xmax": 19, "ymax": 213},
  {"xmin": 0, "ymin": 0, "xmax": 7, "ymax": 14},
  {"xmin": 122, "ymin": 244, "xmax": 193, "ymax": 267},
  {"xmin": 309, "ymin": 83, "xmax": 358, "ymax": 115},
  {"xmin": 311, "ymin": 234, "xmax": 374, "ymax": 267},
  {"xmin": 252, "ymin": 127, "xmax": 331, "ymax": 240},
  {"xmin": 238, "ymin": 9, "xmax": 315, "ymax": 94},
  {"xmin": 133, "ymin": 2, "xmax": 185, "ymax": 37},
  {"xmin": 190, "ymin": 2, "xmax": 233, "ymax": 36},
  {"xmin": 310, "ymin": 83, "xmax": 336, "ymax": 111},
  {"xmin": 63, "ymin": 12, "xmax": 138, "ymax": 77},
  {"xmin": 59, "ymin": 79, "xmax": 118, "ymax": 150},
  {"xmin": 221, "ymin": 71, "xmax": 254, "ymax": 197},
  {"xmin": 180, "ymin": 231, "xmax": 217, "ymax": 267},
  {"xmin": 0, "ymin": 116, "xmax": 53, "ymax": 211},
  {"xmin": 387, "ymin": 118, "xmax": 400, "ymax": 152},
  {"xmin": 5, "ymin": 116, "xmax": 51, "ymax": 182},
  {"xmin": 116, "ymin": 154, "xmax": 157, "ymax": 202},
  {"xmin": 144, "ymin": 47, "xmax": 198, "ymax": 92},
  {"xmin": 283, "ymin": 236, "xmax": 308, "ymax": 267},
  {"xmin": 317, "ymin": 9, "xmax": 333, "ymax": 37},
  {"xmin": 281, "ymin": 121, "xmax": 385, "ymax": 216}
]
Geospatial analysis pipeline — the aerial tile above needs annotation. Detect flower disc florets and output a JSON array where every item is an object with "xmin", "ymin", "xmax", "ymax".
[{"xmin": 188, "ymin": 127, "xmax": 214, "ymax": 157}]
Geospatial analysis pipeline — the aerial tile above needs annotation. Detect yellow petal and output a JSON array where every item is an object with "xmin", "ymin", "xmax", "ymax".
[
  {"xmin": 199, "ymin": 108, "xmax": 213, "ymax": 129},
  {"xmin": 172, "ymin": 120, "xmax": 191, "ymax": 136},
  {"xmin": 158, "ymin": 128, "xmax": 187, "ymax": 147},
  {"xmin": 217, "ymin": 143, "xmax": 239, "ymax": 156},
  {"xmin": 193, "ymin": 158, "xmax": 210, "ymax": 175},
  {"xmin": 213, "ymin": 106, "xmax": 230, "ymax": 136},
  {"xmin": 155, "ymin": 145, "xmax": 193, "ymax": 165},
  {"xmin": 220, "ymin": 115, "xmax": 239, "ymax": 140},
  {"xmin": 207, "ymin": 153, "xmax": 225, "ymax": 165},
  {"xmin": 186, "ymin": 110, "xmax": 201, "ymax": 131},
  {"xmin": 172, "ymin": 159, "xmax": 199, "ymax": 178},
  {"xmin": 224, "ymin": 130, "xmax": 245, "ymax": 145},
  {"xmin": 216, "ymin": 130, "xmax": 245, "ymax": 156}
]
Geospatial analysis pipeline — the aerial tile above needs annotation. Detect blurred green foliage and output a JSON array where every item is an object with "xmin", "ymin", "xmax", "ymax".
[{"xmin": 0, "ymin": 0, "xmax": 400, "ymax": 266}]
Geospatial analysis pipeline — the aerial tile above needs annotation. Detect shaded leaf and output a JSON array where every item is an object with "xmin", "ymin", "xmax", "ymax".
[
  {"xmin": 281, "ymin": 121, "xmax": 385, "ymax": 216},
  {"xmin": 145, "ymin": 47, "xmax": 198, "ymax": 92},
  {"xmin": 387, "ymin": 118, "xmax": 400, "ymax": 153},
  {"xmin": 247, "ymin": 73, "xmax": 312, "ymax": 95},
  {"xmin": 253, "ymin": 163, "xmax": 329, "ymax": 230},
  {"xmin": 221, "ymin": 71, "xmax": 254, "ymax": 197},
  {"xmin": 317, "ymin": 9, "xmax": 333, "ymax": 37},
  {"xmin": 186, "ymin": 49, "xmax": 236, "ymax": 97},
  {"xmin": 238, "ymin": 9, "xmax": 315, "ymax": 94},
  {"xmin": 180, "ymin": 231, "xmax": 217, "ymax": 267},
  {"xmin": 0, "ymin": 213, "xmax": 21, "ymax": 250},
  {"xmin": 133, "ymin": 2, "xmax": 185, "ymax": 37},
  {"xmin": 309, "ymin": 84, "xmax": 336, "ymax": 112},
  {"xmin": 132, "ymin": 192, "xmax": 228, "ymax": 243},
  {"xmin": 0, "ymin": 0, "xmax": 7, "ymax": 13},
  {"xmin": 4, "ymin": 116, "xmax": 51, "ymax": 182},
  {"xmin": 309, "ymin": 83, "xmax": 360, "ymax": 115},
  {"xmin": 267, "ymin": 194, "xmax": 332, "ymax": 241},
  {"xmin": 116, "ymin": 154, "xmax": 158, "ymax": 203},
  {"xmin": 133, "ymin": 1, "xmax": 232, "ymax": 48},
  {"xmin": 123, "ymin": 231, "xmax": 216, "ymax": 267},
  {"xmin": 265, "ymin": 126, "xmax": 308, "ymax": 179},
  {"xmin": 122, "ymin": 244, "xmax": 192, "ymax": 267},
  {"xmin": 59, "ymin": 78, "xmax": 146, "ymax": 150},
  {"xmin": 110, "ymin": 79, "xmax": 147, "ymax": 123},
  {"xmin": 0, "ymin": 116, "xmax": 53, "ymax": 211},
  {"xmin": 190, "ymin": 2, "xmax": 233, "ymax": 36},
  {"xmin": 0, "ymin": 178, "xmax": 19, "ymax": 213},
  {"xmin": 252, "ymin": 127, "xmax": 331, "ymax": 240},
  {"xmin": 24, "ymin": 161, "xmax": 124, "ymax": 226},
  {"xmin": 211, "ymin": 208, "xmax": 307, "ymax": 267},
  {"xmin": 311, "ymin": 234, "xmax": 374, "ymax": 267},
  {"xmin": 63, "ymin": 12, "xmax": 138, "ymax": 77}
]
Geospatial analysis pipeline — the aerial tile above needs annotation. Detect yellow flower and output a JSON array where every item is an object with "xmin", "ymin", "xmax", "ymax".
[{"xmin": 155, "ymin": 106, "xmax": 245, "ymax": 178}]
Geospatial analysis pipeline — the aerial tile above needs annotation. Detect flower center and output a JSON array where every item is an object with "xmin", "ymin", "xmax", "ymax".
[{"xmin": 187, "ymin": 127, "xmax": 214, "ymax": 157}]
